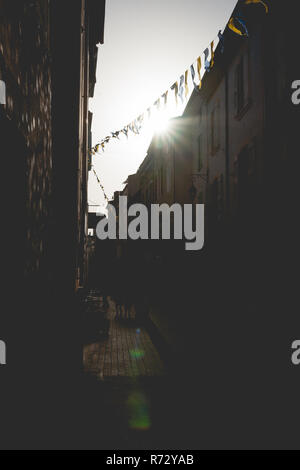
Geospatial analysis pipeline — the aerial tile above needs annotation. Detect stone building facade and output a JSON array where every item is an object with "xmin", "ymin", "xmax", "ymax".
[{"xmin": 0, "ymin": 0, "xmax": 106, "ymax": 448}]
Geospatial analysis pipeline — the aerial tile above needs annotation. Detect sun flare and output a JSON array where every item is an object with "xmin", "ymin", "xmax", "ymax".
[{"xmin": 151, "ymin": 113, "xmax": 170, "ymax": 134}]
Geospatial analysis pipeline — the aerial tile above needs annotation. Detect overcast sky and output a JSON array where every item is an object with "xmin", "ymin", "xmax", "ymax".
[{"xmin": 88, "ymin": 0, "xmax": 237, "ymax": 210}]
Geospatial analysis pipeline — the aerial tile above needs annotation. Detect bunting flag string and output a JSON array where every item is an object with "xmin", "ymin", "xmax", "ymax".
[
  {"xmin": 91, "ymin": 0, "xmax": 270, "ymax": 157},
  {"xmin": 92, "ymin": 167, "xmax": 109, "ymax": 203}
]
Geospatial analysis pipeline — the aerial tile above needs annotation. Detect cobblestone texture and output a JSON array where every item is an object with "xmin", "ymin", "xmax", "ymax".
[{"xmin": 83, "ymin": 298, "xmax": 164, "ymax": 380}]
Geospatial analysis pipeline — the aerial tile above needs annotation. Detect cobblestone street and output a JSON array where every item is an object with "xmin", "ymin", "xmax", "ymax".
[
  {"xmin": 82, "ymin": 292, "xmax": 173, "ymax": 450},
  {"xmin": 84, "ymin": 297, "xmax": 164, "ymax": 380}
]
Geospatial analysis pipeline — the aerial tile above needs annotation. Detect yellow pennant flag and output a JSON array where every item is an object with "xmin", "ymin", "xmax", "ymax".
[
  {"xmin": 185, "ymin": 70, "xmax": 189, "ymax": 98},
  {"xmin": 245, "ymin": 0, "xmax": 269, "ymax": 14},
  {"xmin": 210, "ymin": 41, "xmax": 215, "ymax": 69},
  {"xmin": 197, "ymin": 57, "xmax": 202, "ymax": 89},
  {"xmin": 228, "ymin": 17, "xmax": 244, "ymax": 36}
]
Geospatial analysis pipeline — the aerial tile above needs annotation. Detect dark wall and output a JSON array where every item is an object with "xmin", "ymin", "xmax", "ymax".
[
  {"xmin": 0, "ymin": 0, "xmax": 53, "ymax": 288},
  {"xmin": 0, "ymin": 0, "xmax": 89, "ymax": 449}
]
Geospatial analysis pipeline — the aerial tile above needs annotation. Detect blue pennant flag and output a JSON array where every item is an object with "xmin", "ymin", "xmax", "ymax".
[
  {"xmin": 179, "ymin": 75, "xmax": 185, "ymax": 103},
  {"xmin": 236, "ymin": 12, "xmax": 249, "ymax": 37},
  {"xmin": 218, "ymin": 30, "xmax": 225, "ymax": 53}
]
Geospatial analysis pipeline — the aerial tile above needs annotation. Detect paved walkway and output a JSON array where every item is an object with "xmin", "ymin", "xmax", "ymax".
[
  {"xmin": 81, "ymin": 292, "xmax": 197, "ymax": 449},
  {"xmin": 83, "ymin": 296, "xmax": 164, "ymax": 380}
]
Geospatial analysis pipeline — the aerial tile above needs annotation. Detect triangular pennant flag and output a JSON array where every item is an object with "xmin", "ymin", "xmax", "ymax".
[
  {"xmin": 185, "ymin": 70, "xmax": 189, "ymax": 98},
  {"xmin": 218, "ymin": 30, "xmax": 225, "ymax": 53},
  {"xmin": 245, "ymin": 0, "xmax": 269, "ymax": 14},
  {"xmin": 122, "ymin": 127, "xmax": 129, "ymax": 138},
  {"xmin": 210, "ymin": 41, "xmax": 215, "ymax": 69},
  {"xmin": 190, "ymin": 65, "xmax": 197, "ymax": 89},
  {"xmin": 154, "ymin": 98, "xmax": 161, "ymax": 110},
  {"xmin": 236, "ymin": 13, "xmax": 249, "ymax": 37},
  {"xmin": 228, "ymin": 17, "xmax": 245, "ymax": 36},
  {"xmin": 137, "ymin": 114, "xmax": 144, "ymax": 125},
  {"xmin": 136, "ymin": 115, "xmax": 144, "ymax": 132},
  {"xmin": 179, "ymin": 75, "xmax": 185, "ymax": 103},
  {"xmin": 130, "ymin": 121, "xmax": 137, "ymax": 134},
  {"xmin": 134, "ymin": 119, "xmax": 141, "ymax": 134},
  {"xmin": 204, "ymin": 48, "xmax": 211, "ymax": 71},
  {"xmin": 171, "ymin": 82, "xmax": 179, "ymax": 105},
  {"xmin": 162, "ymin": 91, "xmax": 169, "ymax": 107},
  {"xmin": 197, "ymin": 57, "xmax": 202, "ymax": 89}
]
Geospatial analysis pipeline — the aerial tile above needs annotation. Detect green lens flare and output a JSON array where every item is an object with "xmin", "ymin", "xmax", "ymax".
[
  {"xmin": 130, "ymin": 349, "xmax": 145, "ymax": 359},
  {"xmin": 127, "ymin": 391, "xmax": 151, "ymax": 431}
]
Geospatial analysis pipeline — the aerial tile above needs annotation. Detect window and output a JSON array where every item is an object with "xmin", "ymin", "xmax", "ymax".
[{"xmin": 234, "ymin": 50, "xmax": 250, "ymax": 116}]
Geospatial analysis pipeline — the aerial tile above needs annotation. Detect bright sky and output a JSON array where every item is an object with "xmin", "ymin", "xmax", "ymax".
[{"xmin": 88, "ymin": 0, "xmax": 237, "ymax": 211}]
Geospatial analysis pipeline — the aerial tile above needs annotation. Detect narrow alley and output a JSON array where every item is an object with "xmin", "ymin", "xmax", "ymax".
[
  {"xmin": 1, "ymin": 0, "xmax": 299, "ymax": 451},
  {"xmin": 84, "ymin": 292, "xmax": 164, "ymax": 380},
  {"xmin": 82, "ymin": 290, "xmax": 173, "ymax": 450}
]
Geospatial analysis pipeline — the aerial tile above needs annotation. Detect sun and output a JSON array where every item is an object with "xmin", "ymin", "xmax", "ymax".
[{"xmin": 152, "ymin": 113, "xmax": 170, "ymax": 134}]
